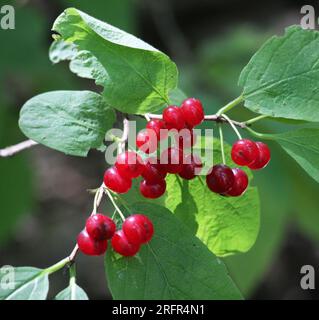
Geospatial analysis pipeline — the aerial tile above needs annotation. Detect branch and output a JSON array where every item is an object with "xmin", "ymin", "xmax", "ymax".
[
  {"xmin": 0, "ymin": 139, "xmax": 38, "ymax": 158},
  {"xmin": 144, "ymin": 113, "xmax": 247, "ymax": 129}
]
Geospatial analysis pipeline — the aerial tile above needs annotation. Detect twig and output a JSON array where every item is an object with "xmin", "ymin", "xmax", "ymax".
[
  {"xmin": 144, "ymin": 113, "xmax": 247, "ymax": 129},
  {"xmin": 0, "ymin": 139, "xmax": 38, "ymax": 157},
  {"xmin": 118, "ymin": 117, "xmax": 130, "ymax": 154}
]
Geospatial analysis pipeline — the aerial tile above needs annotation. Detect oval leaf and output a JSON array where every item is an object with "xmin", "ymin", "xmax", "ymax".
[
  {"xmin": 19, "ymin": 90, "xmax": 115, "ymax": 157},
  {"xmin": 269, "ymin": 127, "xmax": 319, "ymax": 183},
  {"xmin": 239, "ymin": 26, "xmax": 319, "ymax": 122},
  {"xmin": 52, "ymin": 8, "xmax": 178, "ymax": 114},
  {"xmin": 165, "ymin": 137, "xmax": 260, "ymax": 257},
  {"xmin": 105, "ymin": 202, "xmax": 242, "ymax": 300},
  {"xmin": 0, "ymin": 267, "xmax": 48, "ymax": 300}
]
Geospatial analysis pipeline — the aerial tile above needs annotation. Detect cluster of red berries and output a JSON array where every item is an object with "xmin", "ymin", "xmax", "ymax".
[
  {"xmin": 104, "ymin": 98, "xmax": 205, "ymax": 199},
  {"xmin": 77, "ymin": 214, "xmax": 154, "ymax": 257},
  {"xmin": 206, "ymin": 139, "xmax": 271, "ymax": 197}
]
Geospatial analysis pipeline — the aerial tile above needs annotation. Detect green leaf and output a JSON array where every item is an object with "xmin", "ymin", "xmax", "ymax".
[
  {"xmin": 165, "ymin": 137, "xmax": 260, "ymax": 257},
  {"xmin": 105, "ymin": 202, "xmax": 242, "ymax": 300},
  {"xmin": 0, "ymin": 267, "xmax": 48, "ymax": 300},
  {"xmin": 55, "ymin": 285, "xmax": 88, "ymax": 300},
  {"xmin": 239, "ymin": 26, "xmax": 319, "ymax": 122},
  {"xmin": 52, "ymin": 8, "xmax": 178, "ymax": 114},
  {"xmin": 19, "ymin": 90, "xmax": 115, "ymax": 157},
  {"xmin": 269, "ymin": 128, "xmax": 319, "ymax": 183}
]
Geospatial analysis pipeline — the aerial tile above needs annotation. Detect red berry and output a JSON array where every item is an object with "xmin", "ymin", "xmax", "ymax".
[
  {"xmin": 141, "ymin": 157, "xmax": 167, "ymax": 183},
  {"xmin": 146, "ymin": 120, "xmax": 168, "ymax": 140},
  {"xmin": 77, "ymin": 229, "xmax": 107, "ymax": 256},
  {"xmin": 86, "ymin": 214, "xmax": 116, "ymax": 240},
  {"xmin": 104, "ymin": 167, "xmax": 132, "ymax": 194},
  {"xmin": 225, "ymin": 168, "xmax": 249, "ymax": 197},
  {"xmin": 115, "ymin": 151, "xmax": 144, "ymax": 179},
  {"xmin": 140, "ymin": 179, "xmax": 166, "ymax": 199},
  {"xmin": 231, "ymin": 139, "xmax": 259, "ymax": 166},
  {"xmin": 123, "ymin": 214, "xmax": 154, "ymax": 245},
  {"xmin": 111, "ymin": 230, "xmax": 140, "ymax": 257},
  {"xmin": 175, "ymin": 128, "xmax": 197, "ymax": 150},
  {"xmin": 206, "ymin": 164, "xmax": 235, "ymax": 194},
  {"xmin": 179, "ymin": 154, "xmax": 203, "ymax": 180},
  {"xmin": 248, "ymin": 142, "xmax": 271, "ymax": 170},
  {"xmin": 160, "ymin": 147, "xmax": 184, "ymax": 173},
  {"xmin": 136, "ymin": 129, "xmax": 158, "ymax": 154},
  {"xmin": 162, "ymin": 105, "xmax": 185, "ymax": 130},
  {"xmin": 181, "ymin": 98, "xmax": 204, "ymax": 128}
]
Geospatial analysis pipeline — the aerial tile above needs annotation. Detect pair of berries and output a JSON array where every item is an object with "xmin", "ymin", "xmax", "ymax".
[
  {"xmin": 77, "ymin": 214, "xmax": 116, "ymax": 256},
  {"xmin": 206, "ymin": 139, "xmax": 271, "ymax": 197},
  {"xmin": 231, "ymin": 139, "xmax": 271, "ymax": 170},
  {"xmin": 77, "ymin": 214, "xmax": 154, "ymax": 257},
  {"xmin": 136, "ymin": 97, "xmax": 204, "ymax": 154},
  {"xmin": 112, "ymin": 214, "xmax": 154, "ymax": 257},
  {"xmin": 206, "ymin": 165, "xmax": 248, "ymax": 197}
]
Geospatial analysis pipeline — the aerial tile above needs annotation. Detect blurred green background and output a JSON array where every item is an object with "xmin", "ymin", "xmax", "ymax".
[{"xmin": 0, "ymin": 0, "xmax": 319, "ymax": 299}]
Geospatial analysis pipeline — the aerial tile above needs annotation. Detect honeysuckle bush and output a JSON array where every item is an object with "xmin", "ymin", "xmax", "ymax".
[{"xmin": 1, "ymin": 8, "xmax": 319, "ymax": 300}]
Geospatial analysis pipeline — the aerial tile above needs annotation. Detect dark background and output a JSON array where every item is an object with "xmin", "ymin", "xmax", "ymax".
[{"xmin": 0, "ymin": 0, "xmax": 319, "ymax": 300}]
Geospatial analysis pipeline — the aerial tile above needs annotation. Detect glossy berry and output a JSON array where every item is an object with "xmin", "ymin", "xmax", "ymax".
[
  {"xmin": 141, "ymin": 157, "xmax": 167, "ymax": 183},
  {"xmin": 104, "ymin": 167, "xmax": 132, "ymax": 194},
  {"xmin": 175, "ymin": 129, "xmax": 197, "ymax": 150},
  {"xmin": 160, "ymin": 147, "xmax": 184, "ymax": 173},
  {"xmin": 115, "ymin": 151, "xmax": 144, "ymax": 179},
  {"xmin": 179, "ymin": 154, "xmax": 203, "ymax": 180},
  {"xmin": 181, "ymin": 98, "xmax": 204, "ymax": 128},
  {"xmin": 206, "ymin": 164, "xmax": 235, "ymax": 194},
  {"xmin": 162, "ymin": 105, "xmax": 185, "ymax": 130},
  {"xmin": 248, "ymin": 142, "xmax": 271, "ymax": 170},
  {"xmin": 123, "ymin": 214, "xmax": 154, "ymax": 245},
  {"xmin": 111, "ymin": 230, "xmax": 140, "ymax": 257},
  {"xmin": 77, "ymin": 229, "xmax": 107, "ymax": 256},
  {"xmin": 136, "ymin": 129, "xmax": 158, "ymax": 154},
  {"xmin": 146, "ymin": 119, "xmax": 168, "ymax": 140},
  {"xmin": 225, "ymin": 168, "xmax": 249, "ymax": 197},
  {"xmin": 231, "ymin": 139, "xmax": 259, "ymax": 166},
  {"xmin": 140, "ymin": 179, "xmax": 166, "ymax": 199},
  {"xmin": 86, "ymin": 214, "xmax": 116, "ymax": 240}
]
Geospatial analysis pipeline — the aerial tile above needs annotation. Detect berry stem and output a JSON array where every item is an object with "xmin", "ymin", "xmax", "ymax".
[
  {"xmin": 216, "ymin": 95, "xmax": 244, "ymax": 116},
  {"xmin": 104, "ymin": 187, "xmax": 126, "ymax": 221},
  {"xmin": 245, "ymin": 114, "xmax": 268, "ymax": 125},
  {"xmin": 42, "ymin": 257, "xmax": 70, "ymax": 276},
  {"xmin": 245, "ymin": 127, "xmax": 275, "ymax": 140},
  {"xmin": 221, "ymin": 113, "xmax": 242, "ymax": 139},
  {"xmin": 219, "ymin": 124, "xmax": 226, "ymax": 164}
]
